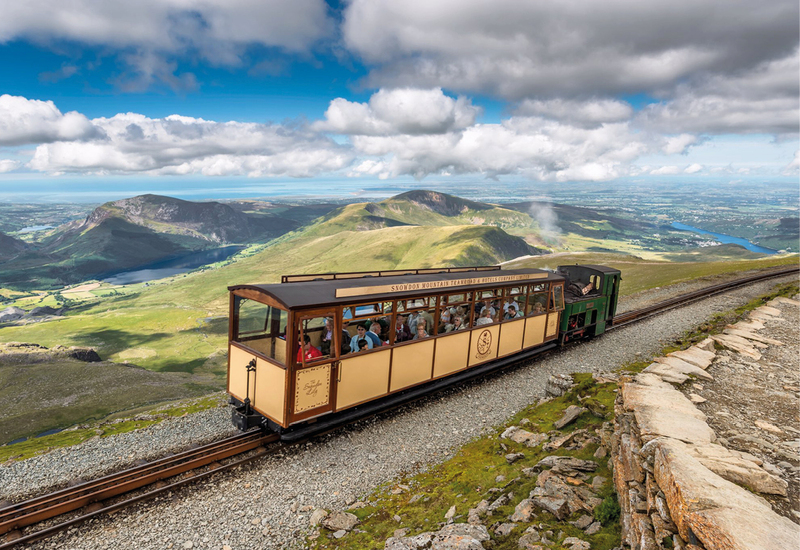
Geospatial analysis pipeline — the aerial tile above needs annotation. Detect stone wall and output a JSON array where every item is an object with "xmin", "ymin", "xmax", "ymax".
[{"xmin": 611, "ymin": 301, "xmax": 800, "ymax": 550}]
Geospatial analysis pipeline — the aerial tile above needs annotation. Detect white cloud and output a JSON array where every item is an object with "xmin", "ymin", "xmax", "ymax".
[
  {"xmin": 349, "ymin": 115, "xmax": 651, "ymax": 181},
  {"xmin": 515, "ymin": 98, "xmax": 633, "ymax": 128},
  {"xmin": 0, "ymin": 159, "xmax": 20, "ymax": 173},
  {"xmin": 784, "ymin": 150, "xmax": 800, "ymax": 174},
  {"xmin": 637, "ymin": 50, "xmax": 799, "ymax": 135},
  {"xmin": 26, "ymin": 111, "xmax": 351, "ymax": 177},
  {"xmin": 650, "ymin": 166, "xmax": 681, "ymax": 175},
  {"xmin": 662, "ymin": 134, "xmax": 699, "ymax": 155},
  {"xmin": 0, "ymin": 95, "xmax": 100, "ymax": 146},
  {"xmin": 343, "ymin": 0, "xmax": 799, "ymax": 102},
  {"xmin": 314, "ymin": 88, "xmax": 480, "ymax": 136},
  {"xmin": 684, "ymin": 163, "xmax": 703, "ymax": 174}
]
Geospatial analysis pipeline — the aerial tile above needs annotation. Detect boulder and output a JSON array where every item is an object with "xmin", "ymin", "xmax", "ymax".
[
  {"xmin": 641, "ymin": 363, "xmax": 689, "ymax": 385},
  {"xmin": 653, "ymin": 438, "xmax": 800, "ymax": 550},
  {"xmin": 667, "ymin": 347, "xmax": 715, "ymax": 370},
  {"xmin": 554, "ymin": 405, "xmax": 586, "ymax": 429},
  {"xmin": 710, "ymin": 335, "xmax": 762, "ymax": 360},
  {"xmin": 502, "ymin": 427, "xmax": 548, "ymax": 447},
  {"xmin": 509, "ymin": 499, "xmax": 536, "ymax": 522},
  {"xmin": 622, "ymin": 374, "xmax": 714, "ymax": 445},
  {"xmin": 546, "ymin": 374, "xmax": 573, "ymax": 397},
  {"xmin": 653, "ymin": 356, "xmax": 713, "ymax": 381},
  {"xmin": 309, "ymin": 508, "xmax": 328, "ymax": 526},
  {"xmin": 535, "ymin": 456, "xmax": 598, "ymax": 474},
  {"xmin": 686, "ymin": 443, "xmax": 788, "ymax": 496},
  {"xmin": 321, "ymin": 511, "xmax": 359, "ymax": 532},
  {"xmin": 722, "ymin": 328, "xmax": 783, "ymax": 346}
]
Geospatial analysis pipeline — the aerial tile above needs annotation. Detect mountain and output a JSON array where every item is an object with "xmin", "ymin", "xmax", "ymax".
[
  {"xmin": 0, "ymin": 195, "xmax": 305, "ymax": 290},
  {"xmin": 0, "ymin": 232, "xmax": 27, "ymax": 261}
]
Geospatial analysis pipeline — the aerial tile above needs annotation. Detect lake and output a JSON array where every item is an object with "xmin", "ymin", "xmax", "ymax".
[
  {"xmin": 671, "ymin": 222, "xmax": 779, "ymax": 254},
  {"xmin": 102, "ymin": 245, "xmax": 245, "ymax": 285}
]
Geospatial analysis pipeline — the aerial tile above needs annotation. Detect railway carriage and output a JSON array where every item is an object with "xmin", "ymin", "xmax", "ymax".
[{"xmin": 226, "ymin": 264, "xmax": 618, "ymax": 440}]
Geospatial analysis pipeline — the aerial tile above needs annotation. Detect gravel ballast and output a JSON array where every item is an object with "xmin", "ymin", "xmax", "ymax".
[{"xmin": 3, "ymin": 275, "xmax": 795, "ymax": 550}]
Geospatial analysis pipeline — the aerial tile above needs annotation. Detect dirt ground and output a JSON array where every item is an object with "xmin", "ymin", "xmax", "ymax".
[{"xmin": 684, "ymin": 296, "xmax": 800, "ymax": 523}]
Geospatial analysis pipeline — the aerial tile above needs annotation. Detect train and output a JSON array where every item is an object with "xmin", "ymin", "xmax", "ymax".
[{"xmin": 226, "ymin": 264, "xmax": 621, "ymax": 440}]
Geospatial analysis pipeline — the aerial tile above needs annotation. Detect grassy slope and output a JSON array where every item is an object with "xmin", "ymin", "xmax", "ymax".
[{"xmin": 0, "ymin": 359, "xmax": 216, "ymax": 443}]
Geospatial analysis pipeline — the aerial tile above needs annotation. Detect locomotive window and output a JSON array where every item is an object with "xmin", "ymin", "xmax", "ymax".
[
  {"xmin": 233, "ymin": 297, "xmax": 287, "ymax": 365},
  {"xmin": 552, "ymin": 285, "xmax": 565, "ymax": 310}
]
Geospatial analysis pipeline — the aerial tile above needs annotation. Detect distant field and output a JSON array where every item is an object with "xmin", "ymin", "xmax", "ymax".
[{"xmin": 0, "ymin": 358, "xmax": 216, "ymax": 444}]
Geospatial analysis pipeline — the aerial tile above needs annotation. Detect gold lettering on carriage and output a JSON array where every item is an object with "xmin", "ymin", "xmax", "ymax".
[{"xmin": 335, "ymin": 273, "xmax": 548, "ymax": 298}]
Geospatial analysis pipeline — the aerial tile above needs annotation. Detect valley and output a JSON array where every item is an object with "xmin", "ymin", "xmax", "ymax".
[{"xmin": 0, "ymin": 188, "xmax": 797, "ymax": 445}]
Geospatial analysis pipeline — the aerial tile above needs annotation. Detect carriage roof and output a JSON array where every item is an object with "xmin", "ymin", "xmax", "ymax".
[{"xmin": 228, "ymin": 267, "xmax": 564, "ymax": 310}]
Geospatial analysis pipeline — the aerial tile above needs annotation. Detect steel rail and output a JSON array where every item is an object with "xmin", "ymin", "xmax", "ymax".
[
  {"xmin": 609, "ymin": 265, "xmax": 798, "ymax": 328},
  {"xmin": 0, "ymin": 431, "xmax": 278, "ymax": 547}
]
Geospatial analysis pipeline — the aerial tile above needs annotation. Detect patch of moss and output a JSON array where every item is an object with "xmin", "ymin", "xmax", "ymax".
[{"xmin": 310, "ymin": 377, "xmax": 620, "ymax": 550}]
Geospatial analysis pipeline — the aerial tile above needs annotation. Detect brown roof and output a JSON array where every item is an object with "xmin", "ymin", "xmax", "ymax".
[{"xmin": 229, "ymin": 268, "xmax": 564, "ymax": 309}]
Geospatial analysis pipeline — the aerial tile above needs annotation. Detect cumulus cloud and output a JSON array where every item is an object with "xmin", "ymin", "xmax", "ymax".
[
  {"xmin": 650, "ymin": 166, "xmax": 681, "ymax": 175},
  {"xmin": 348, "ymin": 114, "xmax": 652, "ymax": 181},
  {"xmin": 784, "ymin": 150, "xmax": 800, "ymax": 174},
  {"xmin": 343, "ymin": 0, "xmax": 799, "ymax": 102},
  {"xmin": 637, "ymin": 50, "xmax": 799, "ymax": 135},
  {"xmin": 0, "ymin": 95, "xmax": 100, "ymax": 146},
  {"xmin": 0, "ymin": 159, "xmax": 20, "ymax": 173},
  {"xmin": 314, "ymin": 88, "xmax": 480, "ymax": 136},
  {"xmin": 25, "ymin": 111, "xmax": 351, "ymax": 177},
  {"xmin": 684, "ymin": 163, "xmax": 703, "ymax": 174},
  {"xmin": 515, "ymin": 98, "xmax": 633, "ymax": 128}
]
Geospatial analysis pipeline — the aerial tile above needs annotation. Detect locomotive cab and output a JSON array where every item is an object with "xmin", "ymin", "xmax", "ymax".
[{"xmin": 556, "ymin": 265, "xmax": 621, "ymax": 344}]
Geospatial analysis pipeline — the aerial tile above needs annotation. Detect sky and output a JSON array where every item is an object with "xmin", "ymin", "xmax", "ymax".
[{"xmin": 0, "ymin": 0, "xmax": 797, "ymax": 202}]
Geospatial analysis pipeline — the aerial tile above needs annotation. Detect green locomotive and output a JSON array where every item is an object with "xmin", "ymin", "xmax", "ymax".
[{"xmin": 556, "ymin": 264, "xmax": 621, "ymax": 344}]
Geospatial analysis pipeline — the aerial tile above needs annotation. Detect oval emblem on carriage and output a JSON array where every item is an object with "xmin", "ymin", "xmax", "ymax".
[{"xmin": 477, "ymin": 329, "xmax": 492, "ymax": 356}]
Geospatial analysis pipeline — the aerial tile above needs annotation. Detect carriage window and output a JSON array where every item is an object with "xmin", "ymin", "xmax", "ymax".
[
  {"xmin": 437, "ymin": 293, "xmax": 472, "ymax": 333},
  {"xmin": 552, "ymin": 285, "xmax": 565, "ymax": 310},
  {"xmin": 501, "ymin": 287, "xmax": 525, "ymax": 320},
  {"xmin": 233, "ymin": 297, "xmax": 287, "ymax": 365},
  {"xmin": 296, "ymin": 316, "xmax": 331, "ymax": 365},
  {"xmin": 531, "ymin": 283, "xmax": 546, "ymax": 293},
  {"xmin": 526, "ymin": 291, "xmax": 548, "ymax": 316}
]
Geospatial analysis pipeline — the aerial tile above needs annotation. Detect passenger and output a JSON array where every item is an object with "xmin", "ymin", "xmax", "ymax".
[
  {"xmin": 349, "ymin": 325, "xmax": 374, "ymax": 353},
  {"xmin": 504, "ymin": 305, "xmax": 522, "ymax": 319},
  {"xmin": 407, "ymin": 311, "xmax": 421, "ymax": 333},
  {"xmin": 530, "ymin": 302, "xmax": 545, "ymax": 315},
  {"xmin": 475, "ymin": 309, "xmax": 494, "ymax": 326},
  {"xmin": 357, "ymin": 338, "xmax": 369, "ymax": 352},
  {"xmin": 297, "ymin": 334, "xmax": 323, "ymax": 363},
  {"xmin": 440, "ymin": 307, "xmax": 451, "ymax": 326},
  {"xmin": 445, "ymin": 315, "xmax": 465, "ymax": 332},
  {"xmin": 420, "ymin": 309, "xmax": 435, "ymax": 332},
  {"xmin": 320, "ymin": 318, "xmax": 350, "ymax": 356},
  {"xmin": 413, "ymin": 325, "xmax": 428, "ymax": 340},
  {"xmin": 368, "ymin": 322, "xmax": 383, "ymax": 346},
  {"xmin": 479, "ymin": 299, "xmax": 496, "ymax": 318},
  {"xmin": 395, "ymin": 314, "xmax": 412, "ymax": 343}
]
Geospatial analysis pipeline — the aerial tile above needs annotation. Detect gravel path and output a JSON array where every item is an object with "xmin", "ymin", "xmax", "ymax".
[{"xmin": 4, "ymin": 274, "xmax": 796, "ymax": 550}]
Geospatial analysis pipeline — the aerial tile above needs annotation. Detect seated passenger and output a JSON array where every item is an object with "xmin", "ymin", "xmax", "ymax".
[
  {"xmin": 531, "ymin": 302, "xmax": 545, "ymax": 315},
  {"xmin": 445, "ymin": 315, "xmax": 465, "ymax": 332},
  {"xmin": 440, "ymin": 307, "xmax": 451, "ymax": 326},
  {"xmin": 368, "ymin": 323, "xmax": 383, "ymax": 346},
  {"xmin": 413, "ymin": 325, "xmax": 428, "ymax": 339},
  {"xmin": 349, "ymin": 325, "xmax": 374, "ymax": 353},
  {"xmin": 504, "ymin": 305, "xmax": 522, "ymax": 319},
  {"xmin": 320, "ymin": 318, "xmax": 350, "ymax": 356},
  {"xmin": 297, "ymin": 334, "xmax": 323, "ymax": 363},
  {"xmin": 479, "ymin": 299, "xmax": 496, "ymax": 318},
  {"xmin": 356, "ymin": 338, "xmax": 369, "ymax": 352},
  {"xmin": 475, "ymin": 309, "xmax": 493, "ymax": 326},
  {"xmin": 395, "ymin": 314, "xmax": 412, "ymax": 343}
]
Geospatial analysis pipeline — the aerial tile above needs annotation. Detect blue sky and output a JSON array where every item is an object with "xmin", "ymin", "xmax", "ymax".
[{"xmin": 0, "ymin": 0, "xmax": 797, "ymax": 202}]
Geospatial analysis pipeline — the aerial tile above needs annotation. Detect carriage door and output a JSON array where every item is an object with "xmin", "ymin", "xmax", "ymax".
[{"xmin": 291, "ymin": 310, "xmax": 339, "ymax": 422}]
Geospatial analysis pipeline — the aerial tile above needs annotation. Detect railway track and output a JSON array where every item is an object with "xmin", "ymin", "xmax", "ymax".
[
  {"xmin": 0, "ymin": 431, "xmax": 279, "ymax": 548},
  {"xmin": 1, "ymin": 265, "xmax": 796, "ymax": 548}
]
